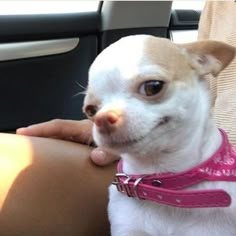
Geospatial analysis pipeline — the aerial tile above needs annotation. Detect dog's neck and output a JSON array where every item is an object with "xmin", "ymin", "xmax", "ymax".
[
  {"xmin": 122, "ymin": 83, "xmax": 222, "ymax": 175},
  {"xmin": 122, "ymin": 120, "xmax": 222, "ymax": 175}
]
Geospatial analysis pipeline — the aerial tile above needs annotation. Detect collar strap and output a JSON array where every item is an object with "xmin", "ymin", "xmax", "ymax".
[
  {"xmin": 112, "ymin": 129, "xmax": 233, "ymax": 208},
  {"xmin": 112, "ymin": 173, "xmax": 231, "ymax": 208}
]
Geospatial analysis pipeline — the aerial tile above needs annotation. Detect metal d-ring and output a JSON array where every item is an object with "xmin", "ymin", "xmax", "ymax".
[{"xmin": 133, "ymin": 175, "xmax": 148, "ymax": 199}]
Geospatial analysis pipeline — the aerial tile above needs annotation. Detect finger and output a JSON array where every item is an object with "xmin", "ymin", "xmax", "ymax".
[
  {"xmin": 90, "ymin": 148, "xmax": 120, "ymax": 166},
  {"xmin": 16, "ymin": 119, "xmax": 93, "ymax": 144}
]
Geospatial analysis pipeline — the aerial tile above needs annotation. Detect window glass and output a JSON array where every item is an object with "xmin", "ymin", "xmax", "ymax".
[
  {"xmin": 171, "ymin": 1, "xmax": 205, "ymax": 43},
  {"xmin": 170, "ymin": 30, "xmax": 198, "ymax": 43},
  {"xmin": 172, "ymin": 0, "xmax": 205, "ymax": 10},
  {"xmin": 0, "ymin": 1, "xmax": 99, "ymax": 15}
]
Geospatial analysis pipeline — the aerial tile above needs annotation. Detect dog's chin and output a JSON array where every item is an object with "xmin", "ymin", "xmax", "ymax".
[
  {"xmin": 94, "ymin": 116, "xmax": 171, "ymax": 155},
  {"xmin": 95, "ymin": 136, "xmax": 145, "ymax": 155}
]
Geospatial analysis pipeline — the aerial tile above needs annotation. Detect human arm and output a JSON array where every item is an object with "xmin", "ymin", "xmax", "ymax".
[
  {"xmin": 17, "ymin": 119, "xmax": 120, "ymax": 166},
  {"xmin": 0, "ymin": 132, "xmax": 116, "ymax": 236}
]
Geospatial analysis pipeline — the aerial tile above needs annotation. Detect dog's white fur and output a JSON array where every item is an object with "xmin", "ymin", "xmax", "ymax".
[{"xmin": 83, "ymin": 35, "xmax": 236, "ymax": 236}]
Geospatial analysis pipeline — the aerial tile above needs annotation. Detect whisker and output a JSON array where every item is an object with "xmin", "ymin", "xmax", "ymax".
[
  {"xmin": 73, "ymin": 90, "xmax": 87, "ymax": 97},
  {"xmin": 75, "ymin": 81, "xmax": 86, "ymax": 90},
  {"xmin": 72, "ymin": 81, "xmax": 87, "ymax": 97}
]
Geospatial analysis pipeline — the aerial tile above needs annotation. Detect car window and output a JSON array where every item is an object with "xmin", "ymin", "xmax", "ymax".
[
  {"xmin": 170, "ymin": 0, "xmax": 205, "ymax": 43},
  {"xmin": 0, "ymin": 0, "xmax": 99, "ymax": 15},
  {"xmin": 172, "ymin": 0, "xmax": 205, "ymax": 10}
]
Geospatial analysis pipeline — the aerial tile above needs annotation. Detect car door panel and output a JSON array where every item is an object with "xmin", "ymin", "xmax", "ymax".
[
  {"xmin": 0, "ymin": 2, "xmax": 176, "ymax": 132},
  {"xmin": 0, "ymin": 13, "xmax": 99, "ymax": 132},
  {"xmin": 0, "ymin": 13, "xmax": 100, "ymax": 42}
]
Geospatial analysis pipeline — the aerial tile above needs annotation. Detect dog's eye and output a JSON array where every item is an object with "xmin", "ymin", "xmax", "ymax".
[
  {"xmin": 84, "ymin": 105, "xmax": 98, "ymax": 118},
  {"xmin": 139, "ymin": 80, "xmax": 164, "ymax": 96}
]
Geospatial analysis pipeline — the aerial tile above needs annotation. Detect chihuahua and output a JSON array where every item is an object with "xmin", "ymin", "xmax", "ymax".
[{"xmin": 83, "ymin": 35, "xmax": 236, "ymax": 236}]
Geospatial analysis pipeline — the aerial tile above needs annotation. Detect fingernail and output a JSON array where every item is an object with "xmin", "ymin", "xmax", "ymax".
[
  {"xmin": 16, "ymin": 126, "xmax": 34, "ymax": 134},
  {"xmin": 91, "ymin": 149, "xmax": 107, "ymax": 165},
  {"xmin": 16, "ymin": 127, "xmax": 26, "ymax": 133},
  {"xmin": 26, "ymin": 125, "xmax": 36, "ymax": 129}
]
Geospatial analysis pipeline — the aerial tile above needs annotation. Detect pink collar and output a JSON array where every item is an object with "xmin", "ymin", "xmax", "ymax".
[{"xmin": 112, "ymin": 129, "xmax": 236, "ymax": 208}]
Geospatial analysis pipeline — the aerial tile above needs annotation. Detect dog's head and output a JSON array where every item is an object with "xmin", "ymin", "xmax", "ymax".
[{"xmin": 83, "ymin": 35, "xmax": 235, "ymax": 156}]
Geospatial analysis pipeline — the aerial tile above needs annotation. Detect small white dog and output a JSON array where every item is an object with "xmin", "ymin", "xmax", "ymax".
[{"xmin": 83, "ymin": 35, "xmax": 236, "ymax": 236}]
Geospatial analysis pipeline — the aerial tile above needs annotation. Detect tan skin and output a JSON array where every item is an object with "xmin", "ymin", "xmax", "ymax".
[{"xmin": 0, "ymin": 119, "xmax": 118, "ymax": 236}]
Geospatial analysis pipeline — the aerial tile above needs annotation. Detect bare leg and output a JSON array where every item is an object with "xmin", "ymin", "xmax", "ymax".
[
  {"xmin": 0, "ymin": 133, "xmax": 116, "ymax": 236},
  {"xmin": 112, "ymin": 228, "xmax": 152, "ymax": 236}
]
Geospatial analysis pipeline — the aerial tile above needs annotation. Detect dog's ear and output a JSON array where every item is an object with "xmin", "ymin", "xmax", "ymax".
[{"xmin": 178, "ymin": 40, "xmax": 235, "ymax": 77}]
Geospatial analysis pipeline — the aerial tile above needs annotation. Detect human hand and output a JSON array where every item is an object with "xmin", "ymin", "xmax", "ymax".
[{"xmin": 16, "ymin": 119, "xmax": 119, "ymax": 166}]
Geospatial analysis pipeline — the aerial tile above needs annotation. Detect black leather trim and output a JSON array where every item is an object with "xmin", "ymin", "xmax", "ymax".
[
  {"xmin": 0, "ymin": 35, "xmax": 97, "ymax": 131},
  {"xmin": 0, "ymin": 12, "xmax": 100, "ymax": 43}
]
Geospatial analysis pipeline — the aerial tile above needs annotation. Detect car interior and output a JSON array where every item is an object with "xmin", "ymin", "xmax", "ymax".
[
  {"xmin": 0, "ymin": 1, "xmax": 202, "ymax": 133},
  {"xmin": 0, "ymin": 1, "xmax": 205, "ymax": 235}
]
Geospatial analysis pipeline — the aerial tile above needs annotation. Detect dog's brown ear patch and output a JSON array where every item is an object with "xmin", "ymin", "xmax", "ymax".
[{"xmin": 179, "ymin": 40, "xmax": 235, "ymax": 77}]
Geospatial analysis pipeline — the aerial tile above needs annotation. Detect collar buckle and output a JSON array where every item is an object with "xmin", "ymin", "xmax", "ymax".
[{"xmin": 112, "ymin": 173, "xmax": 132, "ymax": 197}]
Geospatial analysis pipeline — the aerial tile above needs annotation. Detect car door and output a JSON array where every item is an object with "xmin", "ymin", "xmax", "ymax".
[
  {"xmin": 0, "ymin": 1, "xmax": 204, "ymax": 133},
  {"xmin": 0, "ymin": 1, "xmax": 100, "ymax": 132}
]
